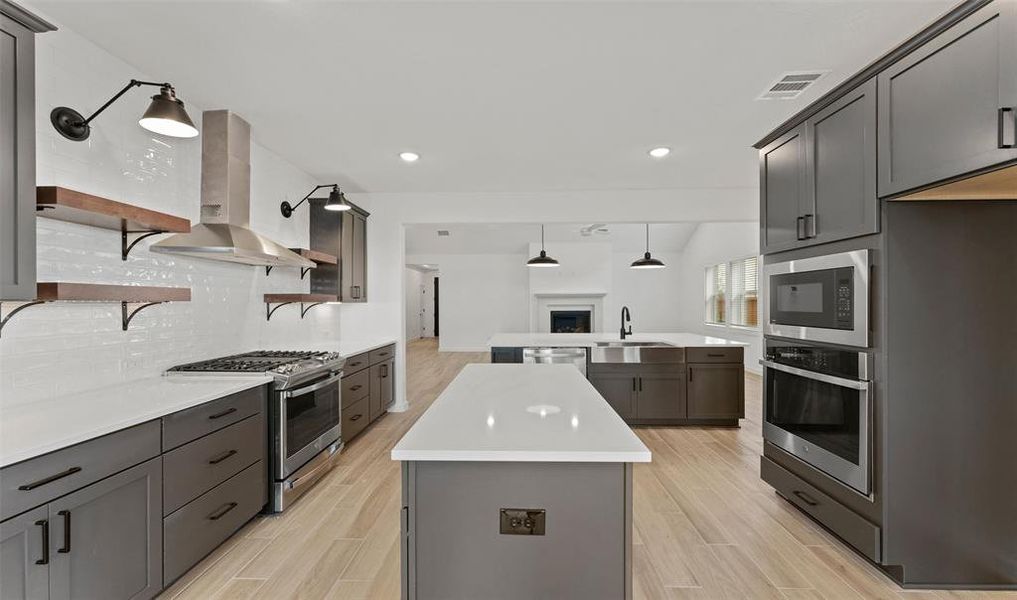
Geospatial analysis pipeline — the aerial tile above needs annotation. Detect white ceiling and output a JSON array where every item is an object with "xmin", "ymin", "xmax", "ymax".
[
  {"xmin": 405, "ymin": 222, "xmax": 702, "ymax": 255},
  {"xmin": 30, "ymin": 0, "xmax": 953, "ymax": 194}
]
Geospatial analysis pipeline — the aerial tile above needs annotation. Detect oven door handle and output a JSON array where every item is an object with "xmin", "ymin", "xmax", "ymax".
[
  {"xmin": 280, "ymin": 372, "xmax": 343, "ymax": 398},
  {"xmin": 759, "ymin": 359, "xmax": 869, "ymax": 391}
]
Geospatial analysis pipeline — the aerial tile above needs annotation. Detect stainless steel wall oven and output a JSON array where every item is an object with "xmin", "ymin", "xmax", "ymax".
[{"xmin": 762, "ymin": 338, "xmax": 872, "ymax": 495}]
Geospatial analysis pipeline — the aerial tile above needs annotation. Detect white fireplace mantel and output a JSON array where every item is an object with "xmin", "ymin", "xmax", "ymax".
[{"xmin": 531, "ymin": 293, "xmax": 607, "ymax": 333}]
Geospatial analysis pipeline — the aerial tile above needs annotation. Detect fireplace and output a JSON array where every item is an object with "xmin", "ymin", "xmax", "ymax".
[{"xmin": 551, "ymin": 310, "xmax": 592, "ymax": 333}]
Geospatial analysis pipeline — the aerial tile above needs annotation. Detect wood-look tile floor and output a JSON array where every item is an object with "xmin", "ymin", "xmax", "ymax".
[{"xmin": 159, "ymin": 338, "xmax": 1017, "ymax": 600}]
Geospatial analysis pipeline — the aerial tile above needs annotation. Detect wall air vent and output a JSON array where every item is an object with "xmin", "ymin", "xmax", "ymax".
[
  {"xmin": 758, "ymin": 71, "xmax": 827, "ymax": 100},
  {"xmin": 437, "ymin": 230, "xmax": 450, "ymax": 237}
]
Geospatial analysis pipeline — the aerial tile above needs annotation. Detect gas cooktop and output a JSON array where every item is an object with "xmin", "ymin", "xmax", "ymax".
[{"xmin": 167, "ymin": 350, "xmax": 345, "ymax": 388}]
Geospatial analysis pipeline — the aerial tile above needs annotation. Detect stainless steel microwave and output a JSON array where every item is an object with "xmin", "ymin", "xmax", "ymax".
[{"xmin": 763, "ymin": 249, "xmax": 870, "ymax": 348}]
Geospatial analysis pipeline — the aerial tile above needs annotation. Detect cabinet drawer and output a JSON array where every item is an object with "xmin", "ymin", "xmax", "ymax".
[
  {"xmin": 342, "ymin": 370, "xmax": 371, "ymax": 408},
  {"xmin": 162, "ymin": 386, "xmax": 264, "ymax": 451},
  {"xmin": 686, "ymin": 347, "xmax": 743, "ymax": 363},
  {"xmin": 342, "ymin": 396, "xmax": 370, "ymax": 442},
  {"xmin": 343, "ymin": 352, "xmax": 370, "ymax": 374},
  {"xmin": 163, "ymin": 461, "xmax": 266, "ymax": 585},
  {"xmin": 761, "ymin": 456, "xmax": 881, "ymax": 562},
  {"xmin": 163, "ymin": 414, "xmax": 265, "ymax": 515},
  {"xmin": 1, "ymin": 420, "xmax": 160, "ymax": 521},
  {"xmin": 368, "ymin": 345, "xmax": 395, "ymax": 365}
]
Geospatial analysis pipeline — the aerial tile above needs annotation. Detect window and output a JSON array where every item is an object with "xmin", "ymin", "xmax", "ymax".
[{"xmin": 705, "ymin": 256, "xmax": 759, "ymax": 328}]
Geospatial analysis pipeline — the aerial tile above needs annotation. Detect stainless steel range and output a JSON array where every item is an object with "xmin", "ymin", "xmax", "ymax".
[{"xmin": 168, "ymin": 350, "xmax": 345, "ymax": 512}]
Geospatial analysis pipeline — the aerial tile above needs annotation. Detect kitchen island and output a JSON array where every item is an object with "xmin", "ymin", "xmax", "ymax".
[
  {"xmin": 392, "ymin": 363, "xmax": 650, "ymax": 600},
  {"xmin": 488, "ymin": 332, "xmax": 748, "ymax": 426}
]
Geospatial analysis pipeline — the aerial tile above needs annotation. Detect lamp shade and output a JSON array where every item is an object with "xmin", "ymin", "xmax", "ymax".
[
  {"xmin": 138, "ymin": 87, "xmax": 198, "ymax": 138},
  {"xmin": 630, "ymin": 252, "xmax": 666, "ymax": 269},
  {"xmin": 324, "ymin": 187, "xmax": 352, "ymax": 211},
  {"xmin": 527, "ymin": 250, "xmax": 560, "ymax": 267}
]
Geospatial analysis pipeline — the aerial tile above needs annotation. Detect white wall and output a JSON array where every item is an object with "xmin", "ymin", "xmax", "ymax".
[
  {"xmin": 675, "ymin": 222, "xmax": 762, "ymax": 373},
  {"xmin": 404, "ymin": 268, "xmax": 423, "ymax": 341},
  {"xmin": 606, "ymin": 251, "xmax": 684, "ymax": 333},
  {"xmin": 0, "ymin": 26, "xmax": 341, "ymax": 406},
  {"xmin": 406, "ymin": 254, "xmax": 530, "ymax": 351}
]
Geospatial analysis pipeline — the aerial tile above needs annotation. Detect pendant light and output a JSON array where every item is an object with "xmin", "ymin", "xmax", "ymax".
[
  {"xmin": 51, "ymin": 79, "xmax": 198, "ymax": 142},
  {"xmin": 527, "ymin": 225, "xmax": 559, "ymax": 268},
  {"xmin": 630, "ymin": 224, "xmax": 666, "ymax": 269}
]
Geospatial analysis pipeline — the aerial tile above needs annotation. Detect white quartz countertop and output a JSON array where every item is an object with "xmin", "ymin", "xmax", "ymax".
[
  {"xmin": 391, "ymin": 364, "xmax": 651, "ymax": 463},
  {"xmin": 486, "ymin": 332, "xmax": 749, "ymax": 348},
  {"xmin": 0, "ymin": 375, "xmax": 271, "ymax": 468}
]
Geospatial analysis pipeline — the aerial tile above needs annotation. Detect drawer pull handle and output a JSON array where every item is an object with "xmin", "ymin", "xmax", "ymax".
[
  {"xmin": 35, "ymin": 520, "xmax": 49, "ymax": 565},
  {"xmin": 209, "ymin": 449, "xmax": 238, "ymax": 465},
  {"xmin": 707, "ymin": 353, "xmax": 725, "ymax": 358},
  {"xmin": 208, "ymin": 407, "xmax": 238, "ymax": 420},
  {"xmin": 792, "ymin": 490, "xmax": 819, "ymax": 507},
  {"xmin": 57, "ymin": 510, "xmax": 71, "ymax": 553},
  {"xmin": 208, "ymin": 502, "xmax": 239, "ymax": 521},
  {"xmin": 350, "ymin": 385, "xmax": 363, "ymax": 391},
  {"xmin": 350, "ymin": 414, "xmax": 363, "ymax": 421},
  {"xmin": 999, "ymin": 107, "xmax": 1016, "ymax": 148},
  {"xmin": 19, "ymin": 467, "xmax": 82, "ymax": 491}
]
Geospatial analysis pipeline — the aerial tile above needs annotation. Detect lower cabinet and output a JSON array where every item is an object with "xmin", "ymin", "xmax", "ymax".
[
  {"xmin": 687, "ymin": 363, "xmax": 745, "ymax": 420},
  {"xmin": 0, "ymin": 458, "xmax": 163, "ymax": 600},
  {"xmin": 589, "ymin": 350, "xmax": 744, "ymax": 426},
  {"xmin": 342, "ymin": 345, "xmax": 396, "ymax": 443}
]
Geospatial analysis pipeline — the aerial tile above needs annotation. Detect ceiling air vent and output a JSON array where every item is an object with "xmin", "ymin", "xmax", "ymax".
[
  {"xmin": 758, "ymin": 71, "xmax": 827, "ymax": 100},
  {"xmin": 437, "ymin": 230, "xmax": 450, "ymax": 237}
]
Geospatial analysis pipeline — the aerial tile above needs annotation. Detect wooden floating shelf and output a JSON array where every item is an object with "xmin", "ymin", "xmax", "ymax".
[
  {"xmin": 1, "ymin": 283, "xmax": 191, "ymax": 336},
  {"xmin": 36, "ymin": 186, "xmax": 191, "ymax": 260},
  {"xmin": 290, "ymin": 248, "xmax": 337, "ymax": 265},
  {"xmin": 264, "ymin": 293, "xmax": 338, "ymax": 321},
  {"xmin": 266, "ymin": 249, "xmax": 338, "ymax": 278}
]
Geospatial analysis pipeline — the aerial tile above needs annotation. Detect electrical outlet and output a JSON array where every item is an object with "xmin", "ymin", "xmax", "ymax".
[{"xmin": 499, "ymin": 508, "xmax": 546, "ymax": 535}]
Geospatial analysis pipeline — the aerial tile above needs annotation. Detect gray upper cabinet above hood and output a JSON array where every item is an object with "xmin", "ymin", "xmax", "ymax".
[{"xmin": 151, "ymin": 110, "xmax": 313, "ymax": 268}]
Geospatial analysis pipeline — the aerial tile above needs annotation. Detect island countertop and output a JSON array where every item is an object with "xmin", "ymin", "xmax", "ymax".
[
  {"xmin": 486, "ymin": 332, "xmax": 749, "ymax": 348},
  {"xmin": 391, "ymin": 364, "xmax": 651, "ymax": 463}
]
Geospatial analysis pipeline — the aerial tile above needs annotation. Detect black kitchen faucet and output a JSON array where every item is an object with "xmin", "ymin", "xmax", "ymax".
[{"xmin": 620, "ymin": 306, "xmax": 632, "ymax": 339}]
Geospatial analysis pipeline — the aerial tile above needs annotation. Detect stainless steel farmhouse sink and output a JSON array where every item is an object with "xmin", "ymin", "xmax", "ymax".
[{"xmin": 589, "ymin": 341, "xmax": 684, "ymax": 364}]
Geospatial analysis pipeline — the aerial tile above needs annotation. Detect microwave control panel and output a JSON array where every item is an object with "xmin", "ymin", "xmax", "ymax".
[{"xmin": 835, "ymin": 268, "xmax": 853, "ymax": 327}]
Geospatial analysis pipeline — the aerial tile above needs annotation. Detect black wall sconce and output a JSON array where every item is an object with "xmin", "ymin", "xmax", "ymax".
[
  {"xmin": 51, "ymin": 79, "xmax": 198, "ymax": 142},
  {"xmin": 280, "ymin": 184, "xmax": 350, "ymax": 218}
]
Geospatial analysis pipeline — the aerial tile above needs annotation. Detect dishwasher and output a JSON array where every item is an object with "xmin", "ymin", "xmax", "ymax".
[{"xmin": 521, "ymin": 347, "xmax": 588, "ymax": 377}]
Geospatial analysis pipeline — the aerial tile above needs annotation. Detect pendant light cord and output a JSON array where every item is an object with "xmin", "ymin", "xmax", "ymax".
[{"xmin": 645, "ymin": 223, "xmax": 650, "ymax": 253}]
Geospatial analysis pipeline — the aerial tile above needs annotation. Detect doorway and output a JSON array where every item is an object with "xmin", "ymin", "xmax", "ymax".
[{"xmin": 433, "ymin": 276, "xmax": 440, "ymax": 337}]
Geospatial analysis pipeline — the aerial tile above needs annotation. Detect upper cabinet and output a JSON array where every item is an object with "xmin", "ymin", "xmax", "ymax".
[
  {"xmin": 309, "ymin": 200, "xmax": 369, "ymax": 303},
  {"xmin": 0, "ymin": 6, "xmax": 54, "ymax": 300},
  {"xmin": 878, "ymin": 1, "xmax": 1017, "ymax": 198},
  {"xmin": 760, "ymin": 79, "xmax": 877, "ymax": 254}
]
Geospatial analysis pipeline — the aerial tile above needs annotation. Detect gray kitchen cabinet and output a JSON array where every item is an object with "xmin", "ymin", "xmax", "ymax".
[
  {"xmin": 634, "ymin": 373, "xmax": 685, "ymax": 420},
  {"xmin": 588, "ymin": 372, "xmax": 636, "ymax": 420},
  {"xmin": 686, "ymin": 364, "xmax": 744, "ymax": 421},
  {"xmin": 48, "ymin": 457, "xmax": 162, "ymax": 600},
  {"xmin": 490, "ymin": 347, "xmax": 523, "ymax": 363},
  {"xmin": 806, "ymin": 78, "xmax": 878, "ymax": 243},
  {"xmin": 0, "ymin": 9, "xmax": 48, "ymax": 300},
  {"xmin": 0, "ymin": 506, "xmax": 49, "ymax": 600},
  {"xmin": 760, "ymin": 124, "xmax": 808, "ymax": 254},
  {"xmin": 878, "ymin": 1, "xmax": 1017, "ymax": 197},
  {"xmin": 310, "ymin": 201, "xmax": 369, "ymax": 302},
  {"xmin": 369, "ymin": 358, "xmax": 393, "ymax": 421}
]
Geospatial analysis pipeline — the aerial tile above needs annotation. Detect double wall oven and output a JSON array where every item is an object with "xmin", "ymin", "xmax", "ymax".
[{"xmin": 762, "ymin": 249, "xmax": 873, "ymax": 496}]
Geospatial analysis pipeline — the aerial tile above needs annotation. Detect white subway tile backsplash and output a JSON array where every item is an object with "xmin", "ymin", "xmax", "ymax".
[{"xmin": 0, "ymin": 26, "xmax": 341, "ymax": 408}]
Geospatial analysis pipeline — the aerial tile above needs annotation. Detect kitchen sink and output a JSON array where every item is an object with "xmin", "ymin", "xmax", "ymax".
[
  {"xmin": 594, "ymin": 341, "xmax": 675, "ymax": 348},
  {"xmin": 589, "ymin": 341, "xmax": 684, "ymax": 364}
]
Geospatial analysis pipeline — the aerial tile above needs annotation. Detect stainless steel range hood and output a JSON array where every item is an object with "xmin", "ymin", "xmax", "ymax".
[{"xmin": 151, "ymin": 110, "xmax": 314, "ymax": 268}]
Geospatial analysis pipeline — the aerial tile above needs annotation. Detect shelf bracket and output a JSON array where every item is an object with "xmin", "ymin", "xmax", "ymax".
[
  {"xmin": 300, "ymin": 267, "xmax": 312, "ymax": 280},
  {"xmin": 121, "ymin": 301, "xmax": 166, "ymax": 331},
  {"xmin": 299, "ymin": 302, "xmax": 324, "ymax": 318},
  {"xmin": 265, "ymin": 266, "xmax": 274, "ymax": 276},
  {"xmin": 122, "ymin": 230, "xmax": 167, "ymax": 261},
  {"xmin": 266, "ymin": 301, "xmax": 295, "ymax": 321},
  {"xmin": 0, "ymin": 301, "xmax": 49, "ymax": 337}
]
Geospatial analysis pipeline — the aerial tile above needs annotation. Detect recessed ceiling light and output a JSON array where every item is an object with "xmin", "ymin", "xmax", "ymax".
[
  {"xmin": 399, "ymin": 151, "xmax": 420, "ymax": 162},
  {"xmin": 648, "ymin": 147, "xmax": 671, "ymax": 158}
]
